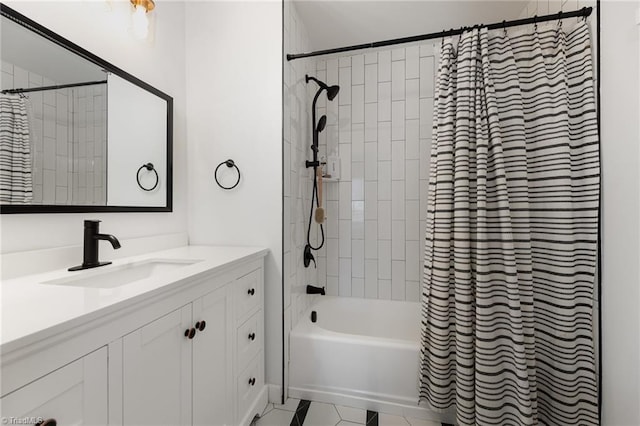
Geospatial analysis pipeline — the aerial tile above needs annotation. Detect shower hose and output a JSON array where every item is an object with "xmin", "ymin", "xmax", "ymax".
[{"xmin": 305, "ymin": 165, "xmax": 325, "ymax": 251}]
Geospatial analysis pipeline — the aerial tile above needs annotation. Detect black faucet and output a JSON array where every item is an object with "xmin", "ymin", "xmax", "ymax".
[
  {"xmin": 69, "ymin": 220, "xmax": 121, "ymax": 271},
  {"xmin": 306, "ymin": 285, "xmax": 325, "ymax": 295}
]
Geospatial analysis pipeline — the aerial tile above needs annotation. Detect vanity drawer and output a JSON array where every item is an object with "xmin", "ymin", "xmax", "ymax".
[
  {"xmin": 234, "ymin": 268, "xmax": 261, "ymax": 321},
  {"xmin": 236, "ymin": 310, "xmax": 262, "ymax": 371},
  {"xmin": 236, "ymin": 352, "xmax": 263, "ymax": 420}
]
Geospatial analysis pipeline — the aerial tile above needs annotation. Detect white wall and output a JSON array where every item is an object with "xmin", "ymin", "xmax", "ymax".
[
  {"xmin": 184, "ymin": 1, "xmax": 283, "ymax": 396},
  {"xmin": 600, "ymin": 2, "xmax": 640, "ymax": 424},
  {"xmin": 0, "ymin": 1, "xmax": 188, "ymax": 253}
]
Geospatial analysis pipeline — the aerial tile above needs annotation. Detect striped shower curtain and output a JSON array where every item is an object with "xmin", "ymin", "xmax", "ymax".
[
  {"xmin": 419, "ymin": 21, "xmax": 599, "ymax": 426},
  {"xmin": 0, "ymin": 94, "xmax": 32, "ymax": 203}
]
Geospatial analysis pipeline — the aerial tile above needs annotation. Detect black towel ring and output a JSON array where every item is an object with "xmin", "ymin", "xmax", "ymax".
[
  {"xmin": 214, "ymin": 159, "xmax": 241, "ymax": 190},
  {"xmin": 136, "ymin": 163, "xmax": 159, "ymax": 191}
]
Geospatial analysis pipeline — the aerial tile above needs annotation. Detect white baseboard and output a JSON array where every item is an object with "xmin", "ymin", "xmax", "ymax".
[
  {"xmin": 266, "ymin": 383, "xmax": 283, "ymax": 404},
  {"xmin": 288, "ymin": 386, "xmax": 456, "ymax": 424}
]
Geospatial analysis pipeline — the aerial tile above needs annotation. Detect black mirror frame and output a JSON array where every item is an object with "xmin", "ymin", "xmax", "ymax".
[{"xmin": 0, "ymin": 3, "xmax": 173, "ymax": 214}]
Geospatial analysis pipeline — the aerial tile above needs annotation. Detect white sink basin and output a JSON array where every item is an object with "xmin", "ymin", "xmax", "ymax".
[{"xmin": 43, "ymin": 258, "xmax": 202, "ymax": 289}]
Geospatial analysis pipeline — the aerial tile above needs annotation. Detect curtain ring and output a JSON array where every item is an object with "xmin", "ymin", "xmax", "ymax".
[
  {"xmin": 502, "ymin": 20, "xmax": 507, "ymax": 36},
  {"xmin": 582, "ymin": 7, "xmax": 588, "ymax": 22},
  {"xmin": 533, "ymin": 15, "xmax": 538, "ymax": 30},
  {"xmin": 557, "ymin": 11, "xmax": 563, "ymax": 28}
]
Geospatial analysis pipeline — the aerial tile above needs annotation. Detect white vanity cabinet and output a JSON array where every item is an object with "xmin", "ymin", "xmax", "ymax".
[
  {"xmin": 112, "ymin": 262, "xmax": 265, "ymax": 426},
  {"xmin": 119, "ymin": 285, "xmax": 233, "ymax": 426},
  {"xmin": 0, "ymin": 347, "xmax": 108, "ymax": 425},
  {"xmin": 0, "ymin": 247, "xmax": 268, "ymax": 426}
]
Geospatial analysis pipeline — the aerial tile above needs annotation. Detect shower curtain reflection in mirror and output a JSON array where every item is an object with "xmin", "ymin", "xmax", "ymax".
[{"xmin": 0, "ymin": 94, "xmax": 32, "ymax": 203}]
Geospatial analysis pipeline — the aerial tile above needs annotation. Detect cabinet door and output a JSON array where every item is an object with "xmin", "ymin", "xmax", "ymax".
[
  {"xmin": 0, "ymin": 347, "xmax": 107, "ymax": 425},
  {"xmin": 192, "ymin": 286, "xmax": 232, "ymax": 426},
  {"xmin": 122, "ymin": 305, "xmax": 192, "ymax": 426}
]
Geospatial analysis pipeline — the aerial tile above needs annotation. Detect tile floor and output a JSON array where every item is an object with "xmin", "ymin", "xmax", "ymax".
[{"xmin": 254, "ymin": 398, "xmax": 443, "ymax": 426}]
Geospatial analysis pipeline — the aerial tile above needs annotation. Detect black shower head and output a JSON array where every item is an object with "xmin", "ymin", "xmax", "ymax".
[
  {"xmin": 317, "ymin": 115, "xmax": 327, "ymax": 133},
  {"xmin": 327, "ymin": 85, "xmax": 340, "ymax": 101},
  {"xmin": 306, "ymin": 74, "xmax": 340, "ymax": 102}
]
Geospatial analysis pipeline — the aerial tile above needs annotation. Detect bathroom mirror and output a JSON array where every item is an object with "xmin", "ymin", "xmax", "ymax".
[{"xmin": 0, "ymin": 3, "xmax": 173, "ymax": 213}]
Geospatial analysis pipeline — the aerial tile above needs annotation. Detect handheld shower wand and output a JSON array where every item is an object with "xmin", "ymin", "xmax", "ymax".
[{"xmin": 303, "ymin": 75, "xmax": 340, "ymax": 264}]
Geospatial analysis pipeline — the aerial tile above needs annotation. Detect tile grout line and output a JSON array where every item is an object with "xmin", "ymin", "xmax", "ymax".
[{"xmin": 333, "ymin": 402, "xmax": 343, "ymax": 422}]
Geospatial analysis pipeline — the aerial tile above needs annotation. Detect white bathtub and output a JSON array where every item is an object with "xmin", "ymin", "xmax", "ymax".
[{"xmin": 289, "ymin": 297, "xmax": 450, "ymax": 421}]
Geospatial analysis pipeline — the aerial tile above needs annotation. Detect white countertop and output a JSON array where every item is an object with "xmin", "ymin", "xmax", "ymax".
[{"xmin": 0, "ymin": 245, "xmax": 268, "ymax": 353}]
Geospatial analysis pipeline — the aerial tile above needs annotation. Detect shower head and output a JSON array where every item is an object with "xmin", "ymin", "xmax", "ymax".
[
  {"xmin": 327, "ymin": 85, "xmax": 340, "ymax": 101},
  {"xmin": 306, "ymin": 74, "xmax": 340, "ymax": 102},
  {"xmin": 317, "ymin": 115, "xmax": 327, "ymax": 133}
]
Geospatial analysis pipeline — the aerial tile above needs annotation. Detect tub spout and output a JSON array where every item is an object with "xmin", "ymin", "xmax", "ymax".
[{"xmin": 306, "ymin": 285, "xmax": 325, "ymax": 295}]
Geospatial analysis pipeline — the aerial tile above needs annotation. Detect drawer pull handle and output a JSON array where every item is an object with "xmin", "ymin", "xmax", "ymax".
[
  {"xmin": 35, "ymin": 420, "xmax": 57, "ymax": 426},
  {"xmin": 248, "ymin": 377, "xmax": 256, "ymax": 386},
  {"xmin": 248, "ymin": 332, "xmax": 256, "ymax": 341},
  {"xmin": 195, "ymin": 321, "xmax": 206, "ymax": 331},
  {"xmin": 184, "ymin": 328, "xmax": 196, "ymax": 339},
  {"xmin": 247, "ymin": 288, "xmax": 255, "ymax": 296}
]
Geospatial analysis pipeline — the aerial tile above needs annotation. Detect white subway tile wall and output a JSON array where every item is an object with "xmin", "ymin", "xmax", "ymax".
[
  {"xmin": 1, "ymin": 61, "xmax": 106, "ymax": 205},
  {"xmin": 317, "ymin": 43, "xmax": 437, "ymax": 302}
]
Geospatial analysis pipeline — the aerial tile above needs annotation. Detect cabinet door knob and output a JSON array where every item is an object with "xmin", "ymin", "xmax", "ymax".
[
  {"xmin": 248, "ymin": 332, "xmax": 256, "ymax": 341},
  {"xmin": 248, "ymin": 377, "xmax": 256, "ymax": 386},
  {"xmin": 196, "ymin": 320, "xmax": 206, "ymax": 331},
  {"xmin": 184, "ymin": 328, "xmax": 196, "ymax": 339},
  {"xmin": 247, "ymin": 288, "xmax": 255, "ymax": 296},
  {"xmin": 35, "ymin": 420, "xmax": 57, "ymax": 426}
]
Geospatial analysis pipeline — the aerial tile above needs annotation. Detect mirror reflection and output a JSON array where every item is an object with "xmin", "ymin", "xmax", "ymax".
[{"xmin": 0, "ymin": 5, "xmax": 171, "ymax": 211}]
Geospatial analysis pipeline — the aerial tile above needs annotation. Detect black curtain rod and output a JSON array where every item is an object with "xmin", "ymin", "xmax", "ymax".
[
  {"xmin": 1, "ymin": 79, "xmax": 107, "ymax": 95},
  {"xmin": 287, "ymin": 7, "xmax": 592, "ymax": 61}
]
